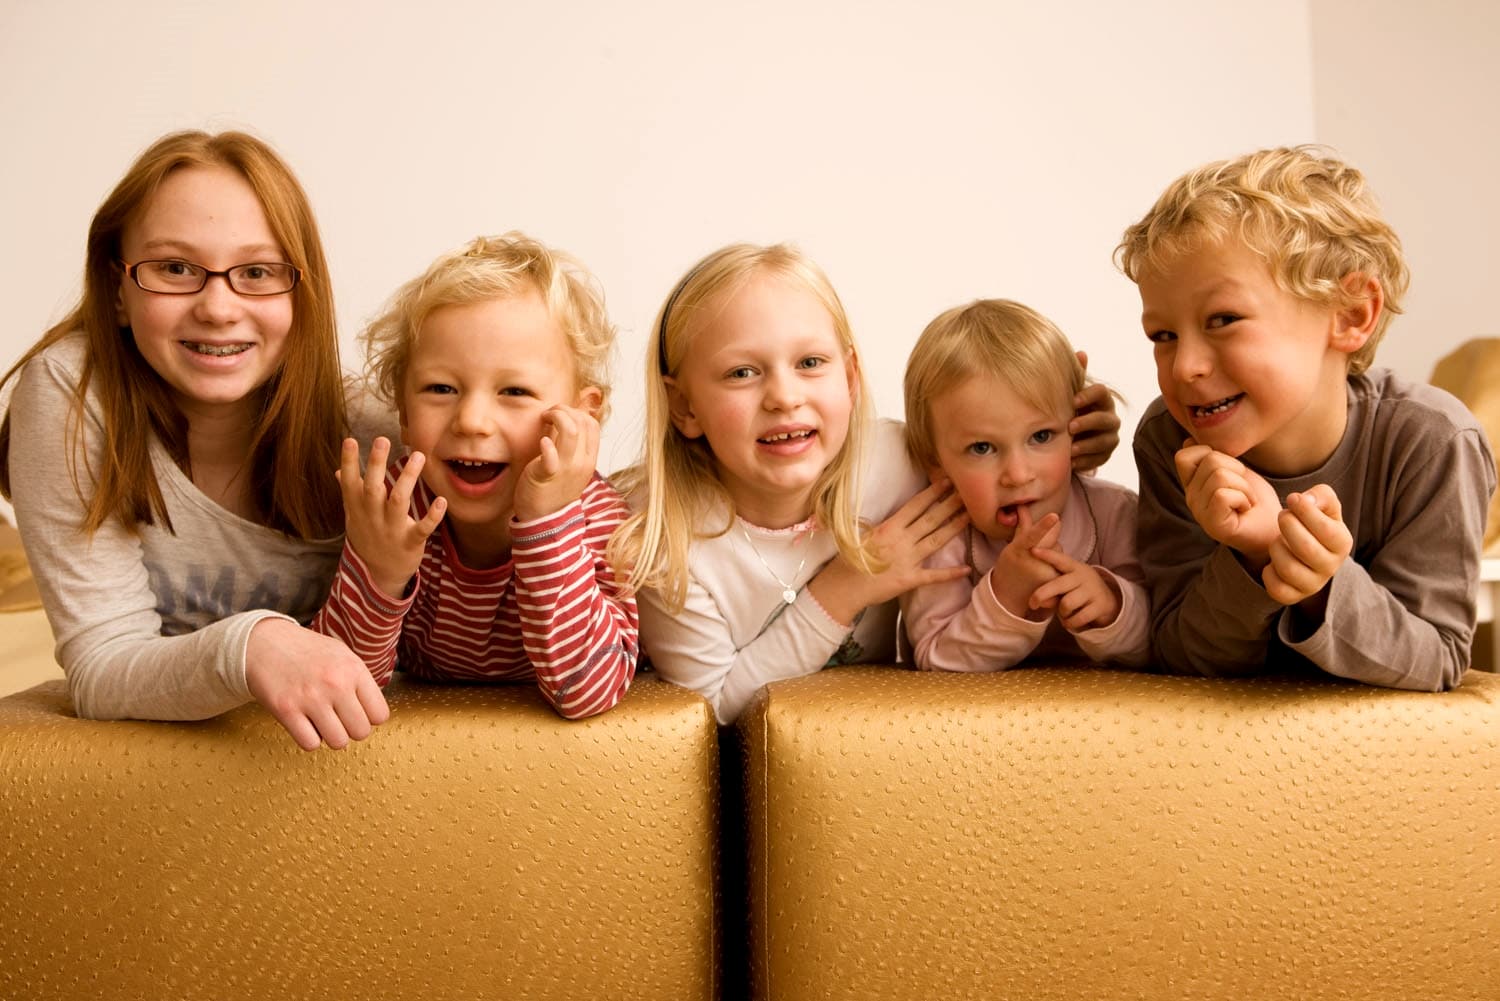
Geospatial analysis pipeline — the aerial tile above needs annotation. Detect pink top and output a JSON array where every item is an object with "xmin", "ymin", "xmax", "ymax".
[{"xmin": 900, "ymin": 474, "xmax": 1150, "ymax": 672}]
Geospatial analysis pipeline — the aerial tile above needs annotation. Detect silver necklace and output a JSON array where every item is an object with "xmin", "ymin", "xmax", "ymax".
[{"xmin": 740, "ymin": 526, "xmax": 807, "ymax": 605}]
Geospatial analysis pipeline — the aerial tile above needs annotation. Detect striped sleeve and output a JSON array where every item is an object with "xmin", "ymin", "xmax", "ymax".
[
  {"xmin": 310, "ymin": 543, "xmax": 415, "ymax": 687},
  {"xmin": 510, "ymin": 475, "xmax": 639, "ymax": 719}
]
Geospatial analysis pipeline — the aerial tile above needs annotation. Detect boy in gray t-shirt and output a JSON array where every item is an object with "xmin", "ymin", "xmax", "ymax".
[{"xmin": 1117, "ymin": 146, "xmax": 1495, "ymax": 690}]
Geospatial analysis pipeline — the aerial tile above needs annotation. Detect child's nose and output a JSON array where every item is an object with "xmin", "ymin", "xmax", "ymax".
[
  {"xmin": 191, "ymin": 273, "xmax": 245, "ymax": 325},
  {"xmin": 451, "ymin": 395, "xmax": 496, "ymax": 434},
  {"xmin": 997, "ymin": 452, "xmax": 1032, "ymax": 486},
  {"xmin": 1170, "ymin": 335, "xmax": 1213, "ymax": 382},
  {"xmin": 762, "ymin": 367, "xmax": 805, "ymax": 410}
]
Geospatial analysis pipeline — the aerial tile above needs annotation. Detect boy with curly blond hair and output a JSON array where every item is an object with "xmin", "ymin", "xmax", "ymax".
[
  {"xmin": 313, "ymin": 233, "xmax": 637, "ymax": 719},
  {"xmin": 1118, "ymin": 146, "xmax": 1495, "ymax": 690}
]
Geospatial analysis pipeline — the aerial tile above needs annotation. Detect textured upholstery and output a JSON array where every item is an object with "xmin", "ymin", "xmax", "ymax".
[
  {"xmin": 0, "ymin": 677, "xmax": 720, "ymax": 1001},
  {"xmin": 740, "ymin": 665, "xmax": 1500, "ymax": 1001}
]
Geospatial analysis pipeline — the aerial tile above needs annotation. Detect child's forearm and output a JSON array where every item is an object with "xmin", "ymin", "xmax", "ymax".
[
  {"xmin": 906, "ymin": 572, "xmax": 1042, "ymax": 673},
  {"xmin": 638, "ymin": 582, "xmax": 846, "ymax": 725},
  {"xmin": 308, "ymin": 544, "xmax": 407, "ymax": 686},
  {"xmin": 1072, "ymin": 572, "xmax": 1152, "ymax": 667},
  {"xmin": 513, "ymin": 492, "xmax": 639, "ymax": 720}
]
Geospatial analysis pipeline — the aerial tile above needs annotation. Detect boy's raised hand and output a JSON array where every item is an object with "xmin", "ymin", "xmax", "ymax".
[
  {"xmin": 1028, "ymin": 549, "xmax": 1121, "ymax": 632},
  {"xmin": 1068, "ymin": 351, "xmax": 1120, "ymax": 472},
  {"xmin": 989, "ymin": 506, "xmax": 1063, "ymax": 621},
  {"xmin": 513, "ymin": 403, "xmax": 601, "ymax": 523},
  {"xmin": 1262, "ymin": 484, "xmax": 1352, "ymax": 608},
  {"xmin": 1174, "ymin": 439, "xmax": 1281, "ymax": 564},
  {"xmin": 337, "ymin": 436, "xmax": 446, "ymax": 599}
]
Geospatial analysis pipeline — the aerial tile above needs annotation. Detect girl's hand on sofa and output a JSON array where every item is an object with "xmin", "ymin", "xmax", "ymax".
[
  {"xmin": 337, "ymin": 437, "xmax": 446, "ymax": 599},
  {"xmin": 246, "ymin": 618, "xmax": 390, "ymax": 751}
]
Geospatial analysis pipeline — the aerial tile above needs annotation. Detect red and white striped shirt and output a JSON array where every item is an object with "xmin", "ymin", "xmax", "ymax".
[{"xmin": 314, "ymin": 464, "xmax": 638, "ymax": 719}]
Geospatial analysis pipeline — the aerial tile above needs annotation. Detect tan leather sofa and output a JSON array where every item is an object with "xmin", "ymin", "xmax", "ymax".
[
  {"xmin": 6, "ymin": 628, "xmax": 1498, "ymax": 999},
  {"xmin": 0, "ymin": 676, "xmax": 721, "ymax": 1001},
  {"xmin": 739, "ymin": 666, "xmax": 1500, "ymax": 1000}
]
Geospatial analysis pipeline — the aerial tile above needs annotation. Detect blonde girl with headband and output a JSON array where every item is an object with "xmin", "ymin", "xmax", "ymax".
[
  {"xmin": 900, "ymin": 299, "xmax": 1150, "ymax": 672},
  {"xmin": 0, "ymin": 130, "xmax": 389, "ymax": 751},
  {"xmin": 611, "ymin": 244, "xmax": 1123, "ymax": 724}
]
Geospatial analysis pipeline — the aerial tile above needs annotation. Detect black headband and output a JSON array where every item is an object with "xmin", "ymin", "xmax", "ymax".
[{"xmin": 656, "ymin": 258, "xmax": 710, "ymax": 375}]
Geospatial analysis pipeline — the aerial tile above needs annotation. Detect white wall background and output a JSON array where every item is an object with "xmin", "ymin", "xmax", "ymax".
[
  {"xmin": 1310, "ymin": 0, "xmax": 1500, "ymax": 384},
  {"xmin": 4, "ymin": 0, "xmax": 1483, "ymax": 507}
]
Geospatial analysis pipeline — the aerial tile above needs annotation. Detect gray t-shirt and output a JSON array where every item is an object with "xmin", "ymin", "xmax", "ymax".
[
  {"xmin": 8, "ymin": 333, "xmax": 396, "ymax": 720},
  {"xmin": 1134, "ymin": 367, "xmax": 1496, "ymax": 690}
]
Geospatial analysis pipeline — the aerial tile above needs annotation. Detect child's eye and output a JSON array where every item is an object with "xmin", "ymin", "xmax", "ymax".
[
  {"xmin": 1031, "ymin": 429, "xmax": 1055, "ymax": 446},
  {"xmin": 797, "ymin": 356, "xmax": 827, "ymax": 371},
  {"xmin": 965, "ymin": 441, "xmax": 995, "ymax": 457},
  {"xmin": 1206, "ymin": 313, "xmax": 1241, "ymax": 330},
  {"xmin": 725, "ymin": 366, "xmax": 756, "ymax": 381},
  {"xmin": 500, "ymin": 386, "xmax": 534, "ymax": 398},
  {"xmin": 421, "ymin": 383, "xmax": 456, "ymax": 395},
  {"xmin": 1146, "ymin": 329, "xmax": 1176, "ymax": 344}
]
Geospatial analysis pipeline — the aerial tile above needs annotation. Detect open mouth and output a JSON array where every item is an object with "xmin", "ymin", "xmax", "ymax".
[
  {"xmin": 758, "ymin": 429, "xmax": 815, "ymax": 445},
  {"xmin": 446, "ymin": 459, "xmax": 506, "ymax": 485},
  {"xmin": 183, "ymin": 341, "xmax": 251, "ymax": 357},
  {"xmin": 997, "ymin": 502, "xmax": 1030, "ymax": 527},
  {"xmin": 1190, "ymin": 394, "xmax": 1242, "ymax": 419}
]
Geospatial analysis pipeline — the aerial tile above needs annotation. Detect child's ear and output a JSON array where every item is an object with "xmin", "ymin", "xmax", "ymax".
[
  {"xmin": 575, "ymin": 385, "xmax": 604, "ymax": 418},
  {"xmin": 844, "ymin": 349, "xmax": 861, "ymax": 402},
  {"xmin": 663, "ymin": 376, "xmax": 704, "ymax": 439},
  {"xmin": 1330, "ymin": 272, "xmax": 1384, "ymax": 355}
]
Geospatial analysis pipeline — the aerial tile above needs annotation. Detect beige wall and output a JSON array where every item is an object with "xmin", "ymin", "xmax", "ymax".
[
  {"xmin": 0, "ymin": 0, "xmax": 1322, "ymax": 496},
  {"xmin": 1311, "ymin": 0, "xmax": 1500, "ymax": 384}
]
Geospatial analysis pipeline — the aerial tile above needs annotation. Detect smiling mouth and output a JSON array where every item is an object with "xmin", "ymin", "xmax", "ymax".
[
  {"xmin": 183, "ymin": 341, "xmax": 251, "ymax": 357},
  {"xmin": 1190, "ymin": 394, "xmax": 1242, "ymax": 419},
  {"xmin": 447, "ymin": 459, "xmax": 506, "ymax": 485},
  {"xmin": 759, "ymin": 429, "xmax": 815, "ymax": 444}
]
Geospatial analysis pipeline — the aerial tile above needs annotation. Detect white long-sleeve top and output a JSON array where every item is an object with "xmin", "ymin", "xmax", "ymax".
[{"xmin": 636, "ymin": 420, "xmax": 926, "ymax": 724}]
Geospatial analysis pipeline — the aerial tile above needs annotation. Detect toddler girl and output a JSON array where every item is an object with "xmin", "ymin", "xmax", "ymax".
[
  {"xmin": 900, "ymin": 299, "xmax": 1149, "ymax": 671},
  {"xmin": 313, "ymin": 234, "xmax": 637, "ymax": 719}
]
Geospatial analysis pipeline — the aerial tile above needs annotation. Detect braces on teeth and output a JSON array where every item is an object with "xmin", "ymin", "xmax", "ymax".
[{"xmin": 187, "ymin": 342, "xmax": 250, "ymax": 357}]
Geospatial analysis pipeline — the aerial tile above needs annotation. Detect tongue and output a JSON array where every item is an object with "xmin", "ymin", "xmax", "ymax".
[{"xmin": 449, "ymin": 462, "xmax": 503, "ymax": 485}]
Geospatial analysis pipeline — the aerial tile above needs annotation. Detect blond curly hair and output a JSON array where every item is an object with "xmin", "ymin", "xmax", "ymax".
[
  {"xmin": 363, "ymin": 232, "xmax": 615, "ymax": 418},
  {"xmin": 1115, "ymin": 145, "xmax": 1409, "ymax": 374}
]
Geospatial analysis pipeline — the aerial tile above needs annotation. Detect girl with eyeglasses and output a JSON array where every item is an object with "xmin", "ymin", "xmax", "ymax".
[{"xmin": 0, "ymin": 130, "xmax": 390, "ymax": 751}]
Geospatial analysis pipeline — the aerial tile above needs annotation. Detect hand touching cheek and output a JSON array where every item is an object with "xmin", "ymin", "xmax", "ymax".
[{"xmin": 513, "ymin": 404, "xmax": 602, "ymax": 522}]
